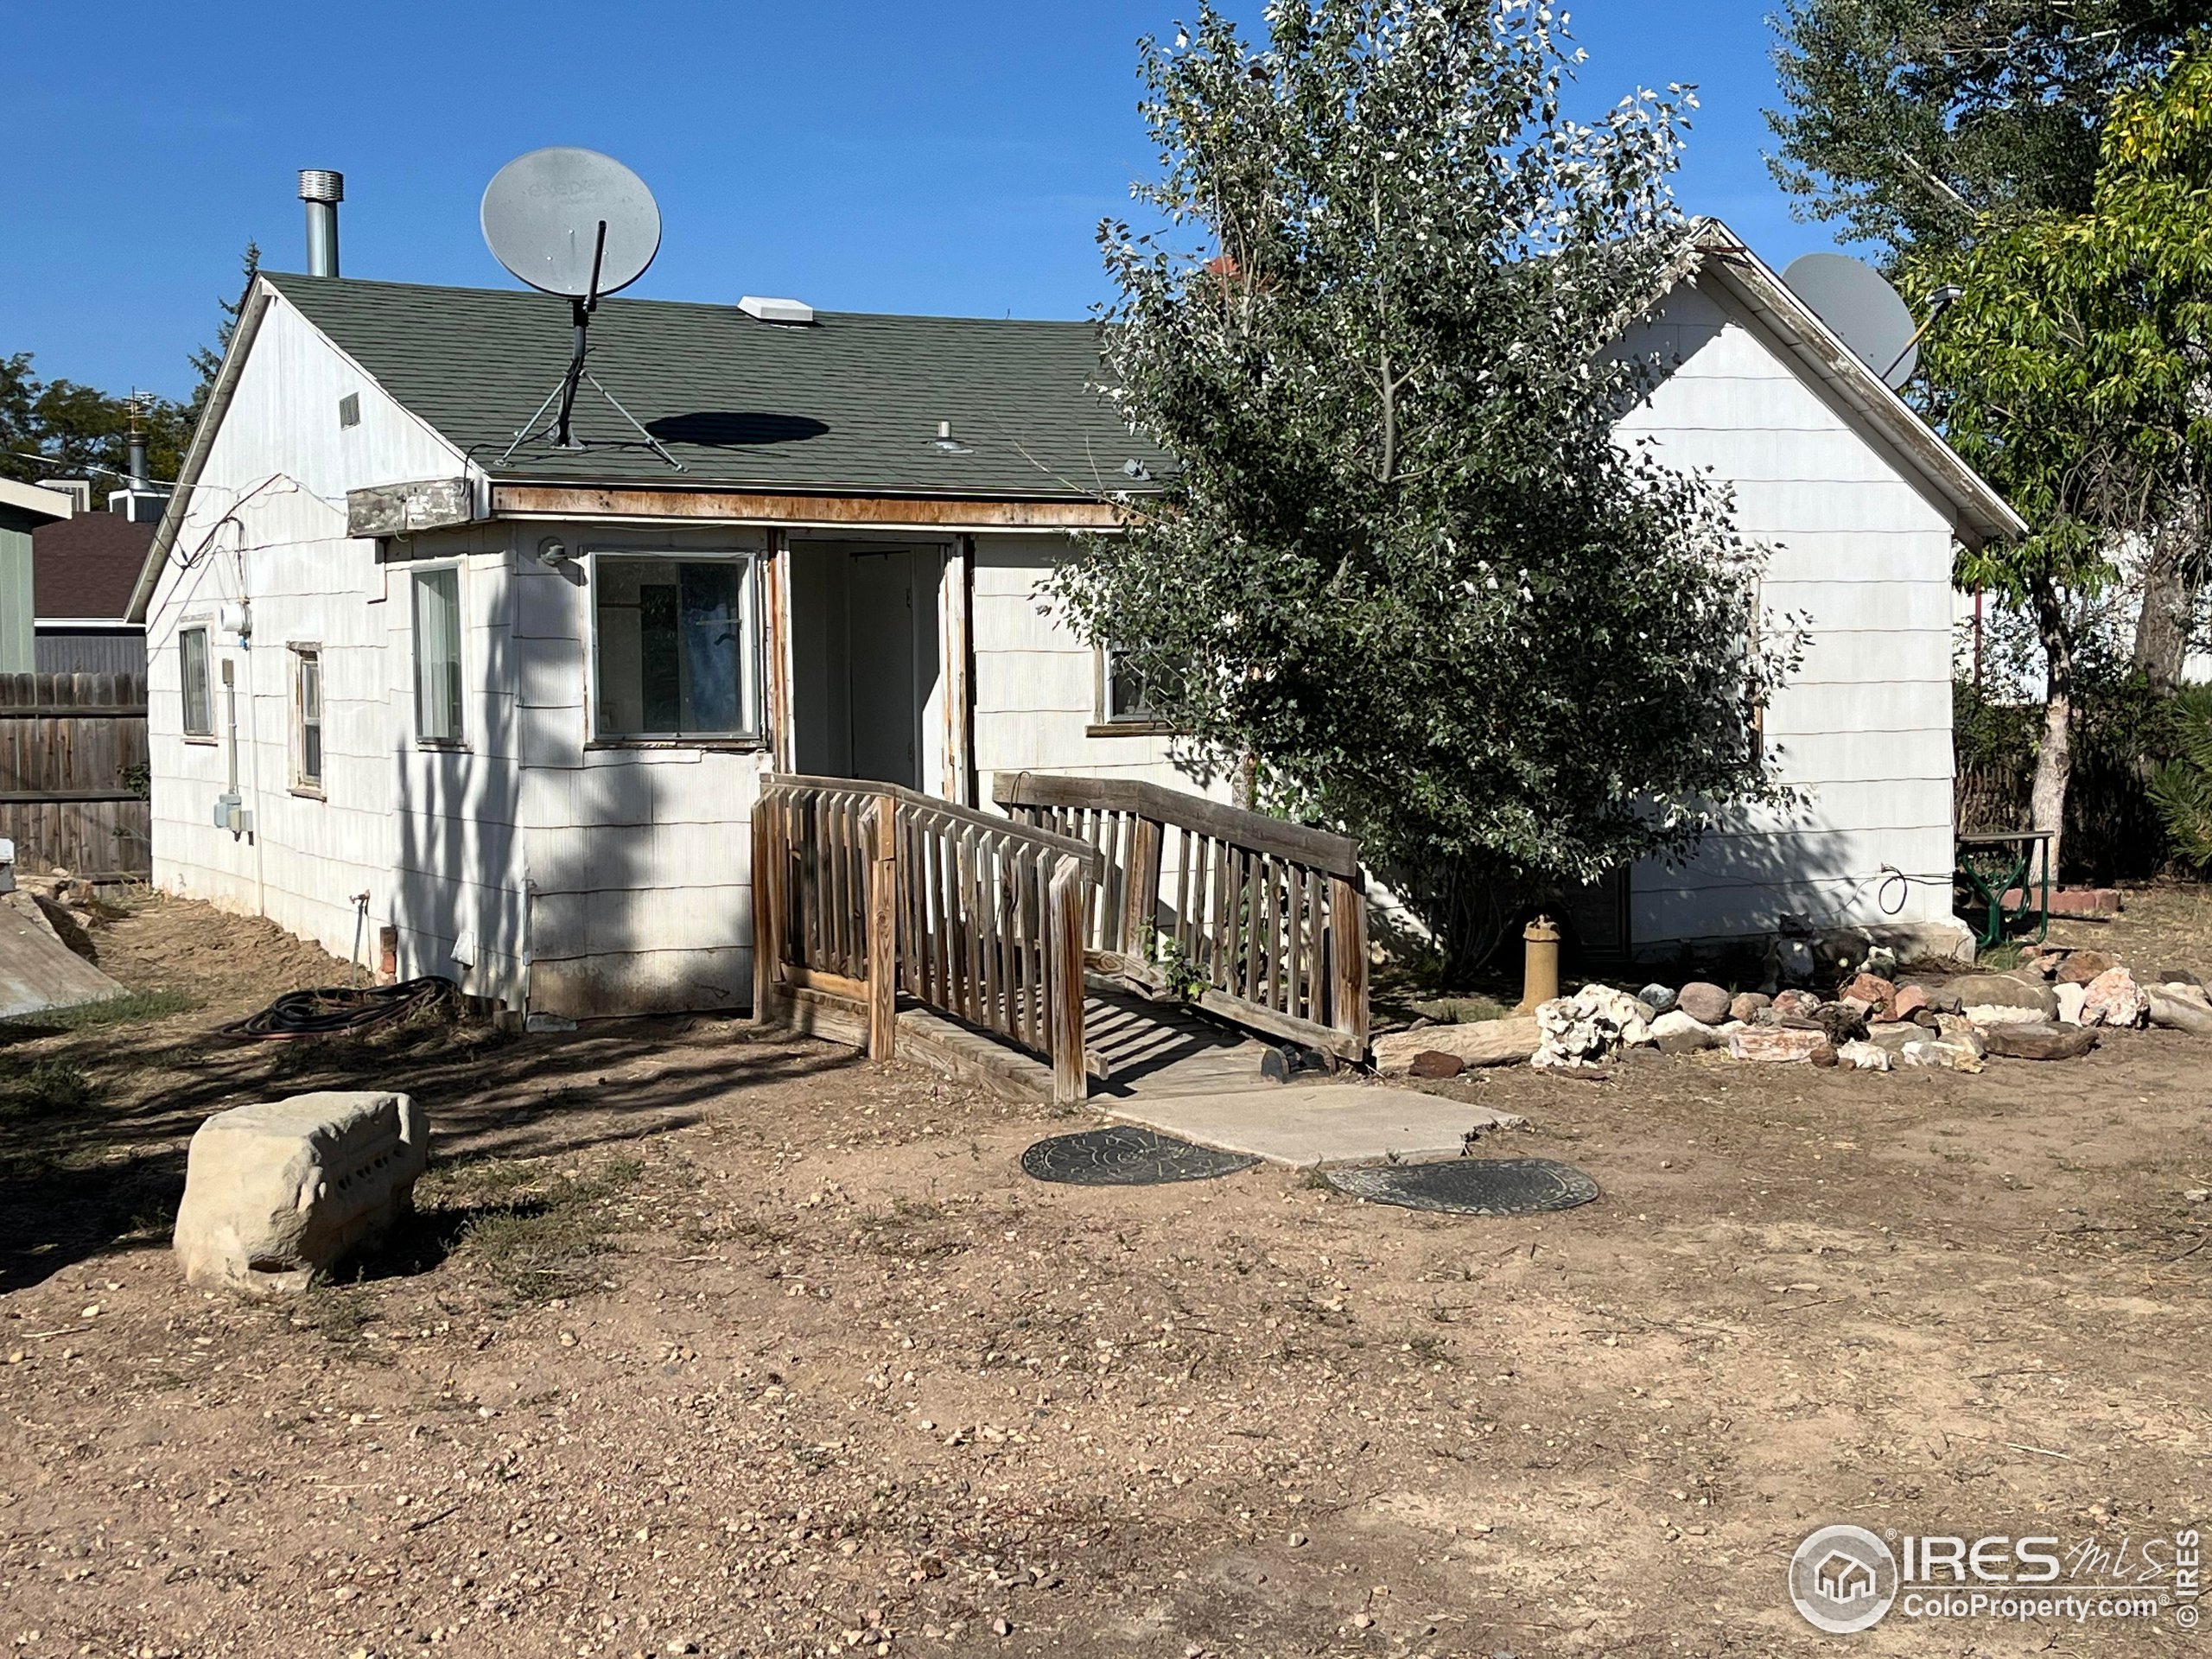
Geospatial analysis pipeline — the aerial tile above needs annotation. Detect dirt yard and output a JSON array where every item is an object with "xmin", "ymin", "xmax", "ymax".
[{"xmin": 2, "ymin": 891, "xmax": 2209, "ymax": 1658}]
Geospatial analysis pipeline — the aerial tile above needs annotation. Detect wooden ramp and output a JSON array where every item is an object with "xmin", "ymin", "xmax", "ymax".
[
  {"xmin": 752, "ymin": 774, "xmax": 1369, "ymax": 1108},
  {"xmin": 852, "ymin": 985, "xmax": 1288, "ymax": 1106}
]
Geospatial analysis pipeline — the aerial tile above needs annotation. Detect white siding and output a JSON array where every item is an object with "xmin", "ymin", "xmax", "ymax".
[
  {"xmin": 148, "ymin": 292, "xmax": 480, "ymax": 987},
  {"xmin": 970, "ymin": 533, "xmax": 1229, "ymax": 799},
  {"xmin": 1614, "ymin": 280, "xmax": 1960, "ymax": 948}
]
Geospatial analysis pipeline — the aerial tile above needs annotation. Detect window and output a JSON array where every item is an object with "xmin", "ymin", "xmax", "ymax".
[
  {"xmin": 179, "ymin": 626, "xmax": 213, "ymax": 738},
  {"xmin": 337, "ymin": 391, "xmax": 361, "ymax": 429},
  {"xmin": 291, "ymin": 646, "xmax": 323, "ymax": 791},
  {"xmin": 1097, "ymin": 644, "xmax": 1170, "ymax": 730},
  {"xmin": 412, "ymin": 567, "xmax": 463, "ymax": 744},
  {"xmin": 591, "ymin": 553, "xmax": 763, "ymax": 741}
]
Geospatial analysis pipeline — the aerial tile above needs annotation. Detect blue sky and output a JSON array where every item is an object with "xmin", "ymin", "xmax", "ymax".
[{"xmin": 4, "ymin": 1, "xmax": 1834, "ymax": 404}]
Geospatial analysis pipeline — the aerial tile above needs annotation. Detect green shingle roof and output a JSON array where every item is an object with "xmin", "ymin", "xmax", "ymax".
[{"xmin": 266, "ymin": 271, "xmax": 1163, "ymax": 499}]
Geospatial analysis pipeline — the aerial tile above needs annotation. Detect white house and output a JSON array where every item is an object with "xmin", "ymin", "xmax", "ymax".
[{"xmin": 130, "ymin": 218, "xmax": 2020, "ymax": 1020}]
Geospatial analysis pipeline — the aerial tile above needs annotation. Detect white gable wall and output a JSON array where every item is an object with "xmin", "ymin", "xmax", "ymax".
[
  {"xmin": 1614, "ymin": 279, "xmax": 1960, "ymax": 950},
  {"xmin": 146, "ymin": 292, "xmax": 531, "ymax": 995}
]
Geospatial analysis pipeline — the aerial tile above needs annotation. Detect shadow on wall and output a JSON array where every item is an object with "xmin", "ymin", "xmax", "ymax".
[{"xmin": 389, "ymin": 550, "xmax": 746, "ymax": 1020}]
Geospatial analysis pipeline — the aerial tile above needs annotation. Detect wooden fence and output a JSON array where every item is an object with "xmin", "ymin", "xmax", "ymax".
[
  {"xmin": 993, "ymin": 772, "xmax": 1369, "ymax": 1064},
  {"xmin": 753, "ymin": 774, "xmax": 1102, "ymax": 1103},
  {"xmin": 0, "ymin": 673, "xmax": 150, "ymax": 880}
]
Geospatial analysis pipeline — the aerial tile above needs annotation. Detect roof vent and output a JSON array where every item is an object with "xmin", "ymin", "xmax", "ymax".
[{"xmin": 739, "ymin": 295, "xmax": 815, "ymax": 325}]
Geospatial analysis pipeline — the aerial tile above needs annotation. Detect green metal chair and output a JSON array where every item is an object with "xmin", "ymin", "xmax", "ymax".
[{"xmin": 1955, "ymin": 829, "xmax": 2053, "ymax": 952}]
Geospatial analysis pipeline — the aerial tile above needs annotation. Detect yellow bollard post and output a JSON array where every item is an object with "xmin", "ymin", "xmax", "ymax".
[{"xmin": 1516, "ymin": 914, "xmax": 1560, "ymax": 1014}]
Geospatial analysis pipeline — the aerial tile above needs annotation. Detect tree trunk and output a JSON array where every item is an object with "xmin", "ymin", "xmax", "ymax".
[
  {"xmin": 2133, "ymin": 509, "xmax": 2204, "ymax": 694},
  {"xmin": 2028, "ymin": 576, "xmax": 2075, "ymax": 887}
]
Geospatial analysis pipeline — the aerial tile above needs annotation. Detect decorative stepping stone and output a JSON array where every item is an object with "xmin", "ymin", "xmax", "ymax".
[
  {"xmin": 1325, "ymin": 1157, "xmax": 1599, "ymax": 1217},
  {"xmin": 1020, "ymin": 1127, "xmax": 1259, "ymax": 1186}
]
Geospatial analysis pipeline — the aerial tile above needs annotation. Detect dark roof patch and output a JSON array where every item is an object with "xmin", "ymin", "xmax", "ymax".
[
  {"xmin": 265, "ymin": 272, "xmax": 1162, "ymax": 499},
  {"xmin": 33, "ymin": 512, "xmax": 156, "ymax": 620}
]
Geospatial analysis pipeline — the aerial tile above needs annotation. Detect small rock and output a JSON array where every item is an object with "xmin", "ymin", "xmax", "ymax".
[
  {"xmin": 1728, "ymin": 991, "xmax": 1771, "ymax": 1023},
  {"xmin": 1288, "ymin": 1531, "xmax": 1309, "ymax": 1548},
  {"xmin": 2081, "ymin": 966, "xmax": 2149, "ymax": 1029},
  {"xmin": 1981, "ymin": 1022, "xmax": 2098, "ymax": 1061},
  {"xmin": 2156, "ymin": 968, "xmax": 2206, "ymax": 994},
  {"xmin": 1810, "ymin": 1003, "xmax": 1869, "ymax": 1046},
  {"xmin": 1638, "ymin": 984, "xmax": 1677, "ymax": 1014},
  {"xmin": 1676, "ymin": 982, "xmax": 1732, "ymax": 1026},
  {"xmin": 1727, "ymin": 1026, "xmax": 1827, "ymax": 1064},
  {"xmin": 1839, "ymin": 972, "xmax": 1897, "ymax": 1021},
  {"xmin": 1962, "ymin": 1003, "xmax": 2049, "ymax": 1028},
  {"xmin": 1835, "ymin": 1039, "xmax": 1892, "ymax": 1071},
  {"xmin": 1406, "ymin": 1051, "xmax": 1465, "ymax": 1079},
  {"xmin": 1865, "ymin": 1020, "xmax": 1921, "ymax": 1052},
  {"xmin": 991, "ymin": 1619, "xmax": 1013, "ymax": 1638},
  {"xmin": 1891, "ymin": 984, "xmax": 1930, "ymax": 1021},
  {"xmin": 1649, "ymin": 1009, "xmax": 1719, "ymax": 1056},
  {"xmin": 2055, "ymin": 950, "xmax": 2116, "ymax": 986},
  {"xmin": 1810, "ymin": 1041, "xmax": 1839, "ymax": 1068},
  {"xmin": 1935, "ymin": 1013, "xmax": 1988, "ymax": 1058},
  {"xmin": 2053, "ymin": 982, "xmax": 2088, "ymax": 1026},
  {"xmin": 2145, "ymin": 983, "xmax": 2212, "ymax": 1038},
  {"xmin": 1942, "ymin": 975, "xmax": 2056, "ymax": 1018},
  {"xmin": 2187, "ymin": 1188, "xmax": 2210, "ymax": 1203},
  {"xmin": 1900, "ymin": 1039, "xmax": 1984, "ymax": 1073},
  {"xmin": 1770, "ymin": 988, "xmax": 1823, "ymax": 1020}
]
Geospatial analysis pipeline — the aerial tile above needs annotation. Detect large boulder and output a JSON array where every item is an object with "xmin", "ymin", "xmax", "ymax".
[
  {"xmin": 1940, "ymin": 975, "xmax": 2058, "ymax": 1019},
  {"xmin": 1373, "ymin": 1017, "xmax": 1539, "ymax": 1076},
  {"xmin": 1676, "ymin": 982, "xmax": 1732, "ymax": 1026},
  {"xmin": 174, "ymin": 1091, "xmax": 429, "ymax": 1297}
]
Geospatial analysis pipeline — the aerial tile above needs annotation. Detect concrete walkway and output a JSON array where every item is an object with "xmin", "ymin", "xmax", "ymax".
[{"xmin": 1105, "ymin": 1081, "xmax": 1526, "ymax": 1169}]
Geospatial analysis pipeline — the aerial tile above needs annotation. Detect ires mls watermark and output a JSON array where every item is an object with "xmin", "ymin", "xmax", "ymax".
[{"xmin": 1789, "ymin": 1522, "xmax": 2202, "ymax": 1634}]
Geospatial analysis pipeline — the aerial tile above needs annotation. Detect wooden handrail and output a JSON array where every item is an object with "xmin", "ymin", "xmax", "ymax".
[
  {"xmin": 755, "ymin": 774, "xmax": 1096, "ymax": 1104},
  {"xmin": 993, "ymin": 771, "xmax": 1360, "ymax": 879},
  {"xmin": 992, "ymin": 771, "xmax": 1370, "ymax": 1063}
]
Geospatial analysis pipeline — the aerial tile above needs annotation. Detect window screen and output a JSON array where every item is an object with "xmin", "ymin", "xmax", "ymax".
[
  {"xmin": 593, "ymin": 555, "xmax": 761, "ymax": 739},
  {"xmin": 413, "ymin": 568, "xmax": 463, "ymax": 743}
]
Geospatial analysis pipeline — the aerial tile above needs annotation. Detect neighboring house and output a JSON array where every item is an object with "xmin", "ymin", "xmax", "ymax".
[
  {"xmin": 0, "ymin": 478, "xmax": 78, "ymax": 673},
  {"xmin": 132, "ymin": 216, "xmax": 2019, "ymax": 1018},
  {"xmin": 32, "ymin": 504, "xmax": 155, "ymax": 676}
]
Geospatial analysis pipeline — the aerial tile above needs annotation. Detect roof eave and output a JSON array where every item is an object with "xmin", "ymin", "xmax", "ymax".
[{"xmin": 1684, "ymin": 219, "xmax": 2027, "ymax": 548}]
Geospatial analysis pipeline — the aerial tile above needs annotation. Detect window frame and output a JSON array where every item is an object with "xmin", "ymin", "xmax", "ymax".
[
  {"xmin": 289, "ymin": 642, "xmax": 325, "ymax": 798},
  {"xmin": 410, "ymin": 563, "xmax": 466, "ymax": 749},
  {"xmin": 1090, "ymin": 643, "xmax": 1176, "ymax": 738},
  {"xmin": 178, "ymin": 624, "xmax": 215, "ymax": 742},
  {"xmin": 584, "ymin": 547, "xmax": 768, "ymax": 749}
]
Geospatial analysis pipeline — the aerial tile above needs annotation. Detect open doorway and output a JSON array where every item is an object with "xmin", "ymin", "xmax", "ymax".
[{"xmin": 788, "ymin": 542, "xmax": 944, "ymax": 791}]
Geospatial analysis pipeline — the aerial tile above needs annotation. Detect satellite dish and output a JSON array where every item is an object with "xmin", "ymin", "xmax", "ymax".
[
  {"xmin": 480, "ymin": 148, "xmax": 679, "ymax": 469},
  {"xmin": 480, "ymin": 147, "xmax": 662, "ymax": 298},
  {"xmin": 1782, "ymin": 253, "xmax": 1920, "ymax": 391}
]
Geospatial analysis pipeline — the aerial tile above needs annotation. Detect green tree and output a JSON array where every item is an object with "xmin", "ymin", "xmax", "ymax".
[
  {"xmin": 188, "ymin": 240, "xmax": 261, "ymax": 424},
  {"xmin": 1057, "ymin": 0, "xmax": 1798, "ymax": 968},
  {"xmin": 1766, "ymin": 0, "xmax": 2202, "ymax": 261},
  {"xmin": 1914, "ymin": 43, "xmax": 2212, "ymax": 878}
]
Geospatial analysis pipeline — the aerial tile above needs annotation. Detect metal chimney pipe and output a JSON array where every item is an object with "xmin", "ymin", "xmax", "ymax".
[
  {"xmin": 299, "ymin": 168, "xmax": 344, "ymax": 277},
  {"xmin": 126, "ymin": 434, "xmax": 149, "ymax": 492}
]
